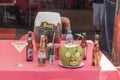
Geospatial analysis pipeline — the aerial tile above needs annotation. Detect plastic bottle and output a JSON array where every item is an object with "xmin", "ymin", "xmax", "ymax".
[
  {"xmin": 38, "ymin": 35, "xmax": 46, "ymax": 66},
  {"xmin": 92, "ymin": 34, "xmax": 100, "ymax": 66},
  {"xmin": 66, "ymin": 29, "xmax": 73, "ymax": 44}
]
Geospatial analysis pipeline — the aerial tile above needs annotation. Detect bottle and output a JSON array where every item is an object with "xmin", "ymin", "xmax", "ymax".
[
  {"xmin": 92, "ymin": 42, "xmax": 100, "ymax": 67},
  {"xmin": 80, "ymin": 32, "xmax": 88, "ymax": 60},
  {"xmin": 92, "ymin": 34, "xmax": 100, "ymax": 66},
  {"xmin": 26, "ymin": 37, "xmax": 33, "ymax": 61},
  {"xmin": 28, "ymin": 31, "xmax": 32, "ymax": 40},
  {"xmin": 66, "ymin": 29, "xmax": 73, "ymax": 44},
  {"xmin": 95, "ymin": 43, "xmax": 100, "ymax": 67},
  {"xmin": 92, "ymin": 42, "xmax": 97, "ymax": 66},
  {"xmin": 47, "ymin": 43, "xmax": 54, "ymax": 64},
  {"xmin": 38, "ymin": 35, "xmax": 46, "ymax": 66}
]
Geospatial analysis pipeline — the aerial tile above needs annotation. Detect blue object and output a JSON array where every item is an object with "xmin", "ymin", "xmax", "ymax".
[
  {"xmin": 66, "ymin": 30, "xmax": 73, "ymax": 44},
  {"xmin": 48, "ymin": 46, "xmax": 54, "ymax": 63}
]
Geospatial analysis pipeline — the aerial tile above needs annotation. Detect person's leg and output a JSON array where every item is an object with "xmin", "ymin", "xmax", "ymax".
[
  {"xmin": 6, "ymin": 6, "xmax": 23, "ymax": 25},
  {"xmin": 93, "ymin": 3, "xmax": 100, "ymax": 26},
  {"xmin": 74, "ymin": 0, "xmax": 79, "ymax": 8},
  {"xmin": 14, "ymin": 6, "xmax": 23, "ymax": 25},
  {"xmin": 93, "ymin": 3, "xmax": 101, "ymax": 33},
  {"xmin": 79, "ymin": 0, "xmax": 84, "ymax": 9},
  {"xmin": 0, "ymin": 6, "xmax": 4, "ymax": 26},
  {"xmin": 99, "ymin": 3, "xmax": 105, "ymax": 26}
]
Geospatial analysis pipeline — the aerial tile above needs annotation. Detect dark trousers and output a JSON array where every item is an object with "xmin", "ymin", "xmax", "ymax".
[
  {"xmin": 6, "ymin": 5, "xmax": 23, "ymax": 24},
  {"xmin": 0, "ymin": 5, "xmax": 23, "ymax": 26},
  {"xmin": 0, "ymin": 6, "xmax": 4, "ymax": 25},
  {"xmin": 74, "ymin": 0, "xmax": 84, "ymax": 9}
]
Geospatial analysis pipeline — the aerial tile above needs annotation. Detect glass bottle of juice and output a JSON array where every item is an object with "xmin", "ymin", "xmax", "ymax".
[
  {"xmin": 92, "ymin": 34, "xmax": 100, "ymax": 66},
  {"xmin": 92, "ymin": 42, "xmax": 97, "ymax": 66},
  {"xmin": 38, "ymin": 35, "xmax": 46, "ymax": 66},
  {"xmin": 80, "ymin": 32, "xmax": 88, "ymax": 60},
  {"xmin": 26, "ymin": 37, "xmax": 33, "ymax": 61},
  {"xmin": 26, "ymin": 31, "xmax": 33, "ymax": 61},
  {"xmin": 94, "ymin": 43, "xmax": 100, "ymax": 67}
]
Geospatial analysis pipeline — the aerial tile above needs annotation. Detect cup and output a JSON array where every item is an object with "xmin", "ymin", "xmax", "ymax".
[
  {"xmin": 54, "ymin": 44, "xmax": 60, "ymax": 60},
  {"xmin": 47, "ymin": 43, "xmax": 54, "ymax": 63}
]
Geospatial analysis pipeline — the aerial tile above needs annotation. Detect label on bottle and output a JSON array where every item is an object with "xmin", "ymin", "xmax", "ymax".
[
  {"xmin": 27, "ymin": 48, "xmax": 33, "ymax": 60},
  {"xmin": 38, "ymin": 51, "xmax": 46, "ymax": 65},
  {"xmin": 66, "ymin": 34, "xmax": 73, "ymax": 44},
  {"xmin": 49, "ymin": 55, "xmax": 55, "ymax": 64},
  {"xmin": 66, "ymin": 39, "xmax": 73, "ymax": 44}
]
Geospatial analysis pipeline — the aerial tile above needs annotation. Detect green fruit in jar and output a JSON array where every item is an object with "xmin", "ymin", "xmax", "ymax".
[{"xmin": 60, "ymin": 43, "xmax": 83, "ymax": 66}]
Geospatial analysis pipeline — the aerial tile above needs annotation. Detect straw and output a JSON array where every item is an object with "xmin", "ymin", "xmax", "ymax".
[
  {"xmin": 75, "ymin": 33, "xmax": 83, "ymax": 40},
  {"xmin": 52, "ymin": 32, "xmax": 56, "ymax": 44}
]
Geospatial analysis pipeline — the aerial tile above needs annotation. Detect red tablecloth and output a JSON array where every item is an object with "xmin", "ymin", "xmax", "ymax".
[{"xmin": 0, "ymin": 40, "xmax": 119, "ymax": 80}]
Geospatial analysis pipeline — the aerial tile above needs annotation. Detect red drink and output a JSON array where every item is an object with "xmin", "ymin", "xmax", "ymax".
[{"xmin": 54, "ymin": 44, "xmax": 60, "ymax": 60}]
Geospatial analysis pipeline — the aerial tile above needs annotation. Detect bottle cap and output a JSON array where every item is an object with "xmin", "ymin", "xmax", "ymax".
[
  {"xmin": 41, "ymin": 34, "xmax": 45, "ymax": 37},
  {"xmin": 95, "ymin": 34, "xmax": 99, "ymax": 40},
  {"xmin": 67, "ymin": 30, "xmax": 72, "ymax": 34},
  {"xmin": 28, "ymin": 31, "xmax": 32, "ymax": 34},
  {"xmin": 82, "ymin": 32, "xmax": 86, "ymax": 35},
  {"xmin": 28, "ymin": 37, "xmax": 32, "ymax": 41}
]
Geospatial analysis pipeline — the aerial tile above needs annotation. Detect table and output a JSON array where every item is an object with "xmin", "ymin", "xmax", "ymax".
[
  {"xmin": 0, "ymin": 40, "xmax": 119, "ymax": 80},
  {"xmin": 99, "ymin": 54, "xmax": 120, "ymax": 80}
]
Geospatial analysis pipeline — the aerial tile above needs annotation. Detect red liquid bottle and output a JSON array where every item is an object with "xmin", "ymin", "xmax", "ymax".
[
  {"xmin": 38, "ymin": 35, "xmax": 46, "ymax": 67},
  {"xmin": 92, "ymin": 34, "xmax": 100, "ymax": 66},
  {"xmin": 80, "ymin": 32, "xmax": 88, "ymax": 60}
]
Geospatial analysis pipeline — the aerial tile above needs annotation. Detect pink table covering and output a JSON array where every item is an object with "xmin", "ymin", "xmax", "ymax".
[
  {"xmin": 99, "ymin": 54, "xmax": 120, "ymax": 80},
  {"xmin": 0, "ymin": 39, "xmax": 119, "ymax": 80}
]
